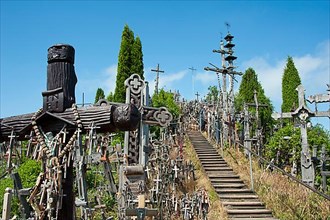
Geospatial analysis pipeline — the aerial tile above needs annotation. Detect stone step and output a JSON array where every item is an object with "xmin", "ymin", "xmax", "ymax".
[
  {"xmin": 213, "ymin": 183, "xmax": 246, "ymax": 188},
  {"xmin": 211, "ymin": 178, "xmax": 243, "ymax": 183},
  {"xmin": 202, "ymin": 163, "xmax": 229, "ymax": 167},
  {"xmin": 198, "ymin": 157, "xmax": 223, "ymax": 160},
  {"xmin": 204, "ymin": 167, "xmax": 233, "ymax": 171},
  {"xmin": 200, "ymin": 160, "xmax": 227, "ymax": 163},
  {"xmin": 226, "ymin": 205, "xmax": 268, "ymax": 210},
  {"xmin": 227, "ymin": 209, "xmax": 273, "ymax": 215},
  {"xmin": 208, "ymin": 174, "xmax": 240, "ymax": 178},
  {"xmin": 219, "ymin": 194, "xmax": 259, "ymax": 199},
  {"xmin": 216, "ymin": 188, "xmax": 252, "ymax": 194},
  {"xmin": 223, "ymin": 201, "xmax": 264, "ymax": 206}
]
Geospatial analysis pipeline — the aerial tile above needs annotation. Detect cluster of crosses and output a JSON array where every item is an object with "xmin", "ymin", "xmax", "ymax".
[
  {"xmin": 1, "ymin": 44, "xmax": 212, "ymax": 220},
  {"xmin": 203, "ymin": 31, "xmax": 242, "ymax": 148},
  {"xmin": 0, "ymin": 44, "xmax": 173, "ymax": 220}
]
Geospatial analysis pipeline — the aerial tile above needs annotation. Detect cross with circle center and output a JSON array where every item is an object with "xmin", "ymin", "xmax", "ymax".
[
  {"xmin": 158, "ymin": 110, "xmax": 169, "ymax": 123},
  {"xmin": 130, "ymin": 77, "xmax": 142, "ymax": 90}
]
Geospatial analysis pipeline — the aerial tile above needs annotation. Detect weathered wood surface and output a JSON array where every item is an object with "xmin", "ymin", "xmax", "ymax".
[{"xmin": 0, "ymin": 103, "xmax": 140, "ymax": 141}]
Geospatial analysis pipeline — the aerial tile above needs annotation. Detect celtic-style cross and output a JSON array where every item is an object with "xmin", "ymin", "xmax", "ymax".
[{"xmin": 272, "ymin": 85, "xmax": 330, "ymax": 187}]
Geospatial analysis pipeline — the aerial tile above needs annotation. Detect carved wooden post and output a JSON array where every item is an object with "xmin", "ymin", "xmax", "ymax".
[
  {"xmin": 2, "ymin": 188, "xmax": 13, "ymax": 220},
  {"xmin": 1, "ymin": 44, "xmax": 142, "ymax": 220},
  {"xmin": 43, "ymin": 44, "xmax": 77, "ymax": 113}
]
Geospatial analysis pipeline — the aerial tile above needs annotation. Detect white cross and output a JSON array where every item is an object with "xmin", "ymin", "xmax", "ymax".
[
  {"xmin": 173, "ymin": 164, "xmax": 179, "ymax": 179},
  {"xmin": 130, "ymin": 77, "xmax": 142, "ymax": 90},
  {"xmin": 145, "ymin": 166, "xmax": 151, "ymax": 179}
]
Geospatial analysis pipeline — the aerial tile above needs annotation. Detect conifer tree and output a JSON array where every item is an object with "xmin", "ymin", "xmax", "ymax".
[
  {"xmin": 131, "ymin": 36, "xmax": 144, "ymax": 79},
  {"xmin": 235, "ymin": 68, "xmax": 273, "ymax": 137},
  {"xmin": 94, "ymin": 88, "xmax": 105, "ymax": 104},
  {"xmin": 106, "ymin": 92, "xmax": 114, "ymax": 102},
  {"xmin": 114, "ymin": 25, "xmax": 135, "ymax": 103},
  {"xmin": 281, "ymin": 56, "xmax": 302, "ymax": 112}
]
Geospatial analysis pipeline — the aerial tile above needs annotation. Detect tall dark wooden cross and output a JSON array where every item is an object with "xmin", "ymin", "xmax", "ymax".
[
  {"xmin": 195, "ymin": 92, "xmax": 200, "ymax": 101},
  {"xmin": 0, "ymin": 44, "xmax": 149, "ymax": 220},
  {"xmin": 118, "ymin": 73, "xmax": 172, "ymax": 219},
  {"xmin": 151, "ymin": 64, "xmax": 164, "ymax": 94}
]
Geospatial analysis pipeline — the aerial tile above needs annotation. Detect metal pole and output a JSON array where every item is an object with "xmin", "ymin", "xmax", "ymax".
[{"xmin": 249, "ymin": 151, "xmax": 254, "ymax": 191}]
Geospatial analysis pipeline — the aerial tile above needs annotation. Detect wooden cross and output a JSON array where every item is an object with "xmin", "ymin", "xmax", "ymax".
[
  {"xmin": 204, "ymin": 34, "xmax": 242, "ymax": 144},
  {"xmin": 0, "ymin": 44, "xmax": 146, "ymax": 220},
  {"xmin": 195, "ymin": 91, "xmax": 200, "ymax": 101},
  {"xmin": 246, "ymin": 90, "xmax": 269, "ymax": 156},
  {"xmin": 272, "ymin": 85, "xmax": 330, "ymax": 187},
  {"xmin": 189, "ymin": 66, "xmax": 196, "ymax": 95},
  {"xmin": 151, "ymin": 64, "xmax": 164, "ymax": 94}
]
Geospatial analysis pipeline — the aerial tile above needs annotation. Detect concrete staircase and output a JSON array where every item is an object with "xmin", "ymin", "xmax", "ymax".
[{"xmin": 188, "ymin": 131, "xmax": 278, "ymax": 220}]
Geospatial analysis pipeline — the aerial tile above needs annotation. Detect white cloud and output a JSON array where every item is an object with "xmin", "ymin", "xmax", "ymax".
[
  {"xmin": 146, "ymin": 69, "xmax": 188, "ymax": 95},
  {"xmin": 241, "ymin": 57, "xmax": 285, "ymax": 107},
  {"xmin": 76, "ymin": 64, "xmax": 117, "ymax": 103},
  {"xmin": 195, "ymin": 71, "xmax": 218, "ymax": 85},
  {"xmin": 103, "ymin": 65, "xmax": 117, "ymax": 94},
  {"xmin": 241, "ymin": 40, "xmax": 330, "ymax": 113}
]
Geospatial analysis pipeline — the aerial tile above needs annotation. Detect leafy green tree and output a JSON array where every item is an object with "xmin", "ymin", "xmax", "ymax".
[
  {"xmin": 152, "ymin": 89, "xmax": 180, "ymax": 119},
  {"xmin": 281, "ymin": 56, "xmax": 301, "ymax": 112},
  {"xmin": 0, "ymin": 159, "xmax": 41, "ymax": 216},
  {"xmin": 205, "ymin": 86, "xmax": 219, "ymax": 103},
  {"xmin": 266, "ymin": 123, "xmax": 330, "ymax": 172},
  {"xmin": 94, "ymin": 88, "xmax": 105, "ymax": 104},
  {"xmin": 131, "ymin": 36, "xmax": 144, "ymax": 79},
  {"xmin": 235, "ymin": 68, "xmax": 274, "ymax": 137}
]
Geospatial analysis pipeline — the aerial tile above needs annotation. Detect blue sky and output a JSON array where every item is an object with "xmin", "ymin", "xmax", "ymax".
[{"xmin": 1, "ymin": 1, "xmax": 329, "ymax": 130}]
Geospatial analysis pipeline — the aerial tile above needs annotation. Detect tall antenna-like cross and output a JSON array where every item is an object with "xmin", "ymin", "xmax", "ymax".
[
  {"xmin": 225, "ymin": 22, "xmax": 231, "ymax": 33},
  {"xmin": 151, "ymin": 64, "xmax": 164, "ymax": 94},
  {"xmin": 189, "ymin": 66, "xmax": 197, "ymax": 98},
  {"xmin": 195, "ymin": 91, "xmax": 200, "ymax": 101}
]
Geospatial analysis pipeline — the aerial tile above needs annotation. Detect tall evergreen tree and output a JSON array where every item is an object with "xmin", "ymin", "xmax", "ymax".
[
  {"xmin": 114, "ymin": 25, "xmax": 135, "ymax": 103},
  {"xmin": 235, "ymin": 68, "xmax": 273, "ymax": 137},
  {"xmin": 106, "ymin": 92, "xmax": 114, "ymax": 102},
  {"xmin": 281, "ymin": 56, "xmax": 301, "ymax": 112},
  {"xmin": 131, "ymin": 36, "xmax": 144, "ymax": 79},
  {"xmin": 94, "ymin": 88, "xmax": 105, "ymax": 104}
]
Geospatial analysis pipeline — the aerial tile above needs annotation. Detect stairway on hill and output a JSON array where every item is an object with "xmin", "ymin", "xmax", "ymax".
[{"xmin": 188, "ymin": 131, "xmax": 278, "ymax": 220}]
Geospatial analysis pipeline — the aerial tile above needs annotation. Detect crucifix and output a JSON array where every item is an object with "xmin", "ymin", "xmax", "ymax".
[
  {"xmin": 272, "ymin": 85, "xmax": 329, "ymax": 187},
  {"xmin": 151, "ymin": 64, "xmax": 164, "ymax": 94}
]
